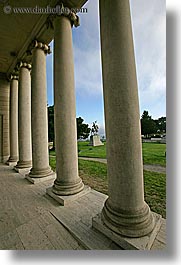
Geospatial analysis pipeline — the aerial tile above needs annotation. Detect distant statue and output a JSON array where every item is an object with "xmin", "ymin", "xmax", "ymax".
[
  {"xmin": 91, "ymin": 121, "xmax": 99, "ymax": 136},
  {"xmin": 89, "ymin": 121, "xmax": 103, "ymax": 146}
]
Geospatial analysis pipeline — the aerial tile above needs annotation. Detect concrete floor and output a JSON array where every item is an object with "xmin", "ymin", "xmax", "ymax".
[{"xmin": 0, "ymin": 164, "xmax": 166, "ymax": 250}]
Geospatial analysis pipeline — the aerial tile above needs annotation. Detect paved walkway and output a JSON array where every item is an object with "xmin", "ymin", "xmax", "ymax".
[
  {"xmin": 78, "ymin": 157, "xmax": 166, "ymax": 174},
  {"xmin": 0, "ymin": 164, "xmax": 166, "ymax": 250}
]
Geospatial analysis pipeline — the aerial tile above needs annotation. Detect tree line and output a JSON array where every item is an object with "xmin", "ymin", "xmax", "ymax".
[
  {"xmin": 48, "ymin": 106, "xmax": 166, "ymax": 144},
  {"xmin": 141, "ymin": 110, "xmax": 166, "ymax": 138},
  {"xmin": 48, "ymin": 106, "xmax": 90, "ymax": 145}
]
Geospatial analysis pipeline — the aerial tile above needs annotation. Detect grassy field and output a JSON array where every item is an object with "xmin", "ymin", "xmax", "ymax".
[
  {"xmin": 49, "ymin": 157, "xmax": 166, "ymax": 218},
  {"xmin": 78, "ymin": 141, "xmax": 106, "ymax": 159},
  {"xmin": 76, "ymin": 141, "xmax": 166, "ymax": 167},
  {"xmin": 142, "ymin": 143, "xmax": 166, "ymax": 166}
]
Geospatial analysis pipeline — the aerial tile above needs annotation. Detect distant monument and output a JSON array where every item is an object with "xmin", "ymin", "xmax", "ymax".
[{"xmin": 89, "ymin": 121, "xmax": 104, "ymax": 146}]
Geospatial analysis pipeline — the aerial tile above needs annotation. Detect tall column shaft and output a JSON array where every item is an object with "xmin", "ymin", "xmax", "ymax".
[
  {"xmin": 99, "ymin": 0, "xmax": 155, "ymax": 237},
  {"xmin": 8, "ymin": 76, "xmax": 19, "ymax": 163},
  {"xmin": 28, "ymin": 41, "xmax": 53, "ymax": 179},
  {"xmin": 16, "ymin": 63, "xmax": 32, "ymax": 169},
  {"xmin": 52, "ymin": 15, "xmax": 84, "ymax": 195},
  {"xmin": 0, "ymin": 75, "xmax": 10, "ymax": 163}
]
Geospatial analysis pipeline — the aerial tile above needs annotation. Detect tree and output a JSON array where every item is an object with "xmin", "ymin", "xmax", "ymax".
[
  {"xmin": 48, "ymin": 105, "xmax": 55, "ymax": 149},
  {"xmin": 48, "ymin": 105, "xmax": 54, "ymax": 142},
  {"xmin": 76, "ymin": 117, "xmax": 91, "ymax": 140},
  {"xmin": 48, "ymin": 107, "xmax": 91, "ymax": 144},
  {"xmin": 141, "ymin": 110, "xmax": 157, "ymax": 138},
  {"xmin": 154, "ymin": 117, "xmax": 166, "ymax": 133}
]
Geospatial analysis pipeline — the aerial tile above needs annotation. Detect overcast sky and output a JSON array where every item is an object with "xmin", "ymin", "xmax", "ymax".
[{"xmin": 46, "ymin": 0, "xmax": 166, "ymax": 135}]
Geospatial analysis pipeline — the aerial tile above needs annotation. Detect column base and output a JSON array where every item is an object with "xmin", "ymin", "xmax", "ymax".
[
  {"xmin": 28, "ymin": 166, "xmax": 54, "ymax": 178},
  {"xmin": 15, "ymin": 160, "xmax": 32, "ymax": 169},
  {"xmin": 7, "ymin": 161, "xmax": 17, "ymax": 167},
  {"xmin": 52, "ymin": 177, "xmax": 85, "ymax": 196},
  {"xmin": 1, "ymin": 156, "xmax": 9, "ymax": 163},
  {"xmin": 7, "ymin": 156, "xmax": 18, "ymax": 162},
  {"xmin": 46, "ymin": 185, "xmax": 91, "ymax": 206},
  {"xmin": 6, "ymin": 156, "xmax": 18, "ymax": 166},
  {"xmin": 92, "ymin": 212, "xmax": 162, "ymax": 250},
  {"xmin": 14, "ymin": 166, "xmax": 31, "ymax": 175},
  {"xmin": 26, "ymin": 171, "xmax": 56, "ymax": 184},
  {"xmin": 14, "ymin": 160, "xmax": 32, "ymax": 175},
  {"xmin": 100, "ymin": 199, "xmax": 155, "ymax": 238}
]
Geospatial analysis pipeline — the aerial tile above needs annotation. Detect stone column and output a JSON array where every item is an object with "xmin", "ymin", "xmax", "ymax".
[
  {"xmin": 47, "ymin": 11, "xmax": 89, "ymax": 204},
  {"xmin": 0, "ymin": 74, "xmax": 10, "ymax": 163},
  {"xmin": 93, "ymin": 0, "xmax": 156, "ymax": 240},
  {"xmin": 26, "ymin": 40, "xmax": 55, "ymax": 184},
  {"xmin": 15, "ymin": 63, "xmax": 32, "ymax": 173},
  {"xmin": 7, "ymin": 74, "xmax": 19, "ymax": 166}
]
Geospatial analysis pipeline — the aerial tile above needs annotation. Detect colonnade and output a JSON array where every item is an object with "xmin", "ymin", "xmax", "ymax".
[{"xmin": 2, "ymin": 0, "xmax": 156, "ymax": 243}]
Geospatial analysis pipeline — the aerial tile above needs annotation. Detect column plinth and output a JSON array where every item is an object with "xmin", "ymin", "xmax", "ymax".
[
  {"xmin": 8, "ymin": 157, "xmax": 18, "ymax": 163},
  {"xmin": 46, "ymin": 14, "xmax": 85, "ymax": 201},
  {"xmin": 15, "ymin": 63, "xmax": 32, "ymax": 173},
  {"xmin": 26, "ymin": 41, "xmax": 55, "ymax": 183},
  {"xmin": 92, "ymin": 0, "xmax": 156, "ymax": 244}
]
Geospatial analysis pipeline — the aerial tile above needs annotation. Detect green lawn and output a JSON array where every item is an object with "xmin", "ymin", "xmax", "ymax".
[
  {"xmin": 49, "ymin": 156, "xmax": 56, "ymax": 170},
  {"xmin": 142, "ymin": 143, "xmax": 166, "ymax": 166},
  {"xmin": 76, "ymin": 141, "xmax": 166, "ymax": 167},
  {"xmin": 49, "ymin": 157, "xmax": 166, "ymax": 218},
  {"xmin": 50, "ymin": 141, "xmax": 166, "ymax": 166},
  {"xmin": 78, "ymin": 141, "xmax": 106, "ymax": 158},
  {"xmin": 49, "ymin": 142, "xmax": 106, "ymax": 158}
]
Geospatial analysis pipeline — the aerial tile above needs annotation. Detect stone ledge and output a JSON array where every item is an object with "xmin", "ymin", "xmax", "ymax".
[
  {"xmin": 92, "ymin": 212, "xmax": 162, "ymax": 250},
  {"xmin": 46, "ymin": 185, "xmax": 91, "ymax": 206},
  {"xmin": 25, "ymin": 172, "xmax": 56, "ymax": 184}
]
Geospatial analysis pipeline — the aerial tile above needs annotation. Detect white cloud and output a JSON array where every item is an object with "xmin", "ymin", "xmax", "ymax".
[
  {"xmin": 73, "ymin": 0, "xmax": 166, "ymax": 118},
  {"xmin": 74, "ymin": 47, "xmax": 103, "ymax": 96},
  {"xmin": 73, "ymin": 0, "xmax": 103, "ymax": 97},
  {"xmin": 47, "ymin": 1, "xmax": 166, "ymax": 121},
  {"xmin": 98, "ymin": 123, "xmax": 105, "ymax": 137},
  {"xmin": 130, "ymin": 0, "xmax": 166, "ymax": 118}
]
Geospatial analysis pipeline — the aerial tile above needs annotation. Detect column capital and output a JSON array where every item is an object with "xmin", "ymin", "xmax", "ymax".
[
  {"xmin": 10, "ymin": 74, "xmax": 19, "ymax": 81},
  {"xmin": 46, "ymin": 4, "xmax": 80, "ymax": 29},
  {"xmin": 58, "ymin": 4, "xmax": 80, "ymax": 28},
  {"xmin": 29, "ymin": 40, "xmax": 51, "ymax": 55},
  {"xmin": 16, "ymin": 62, "xmax": 32, "ymax": 71},
  {"xmin": 9, "ymin": 69, "xmax": 19, "ymax": 81}
]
